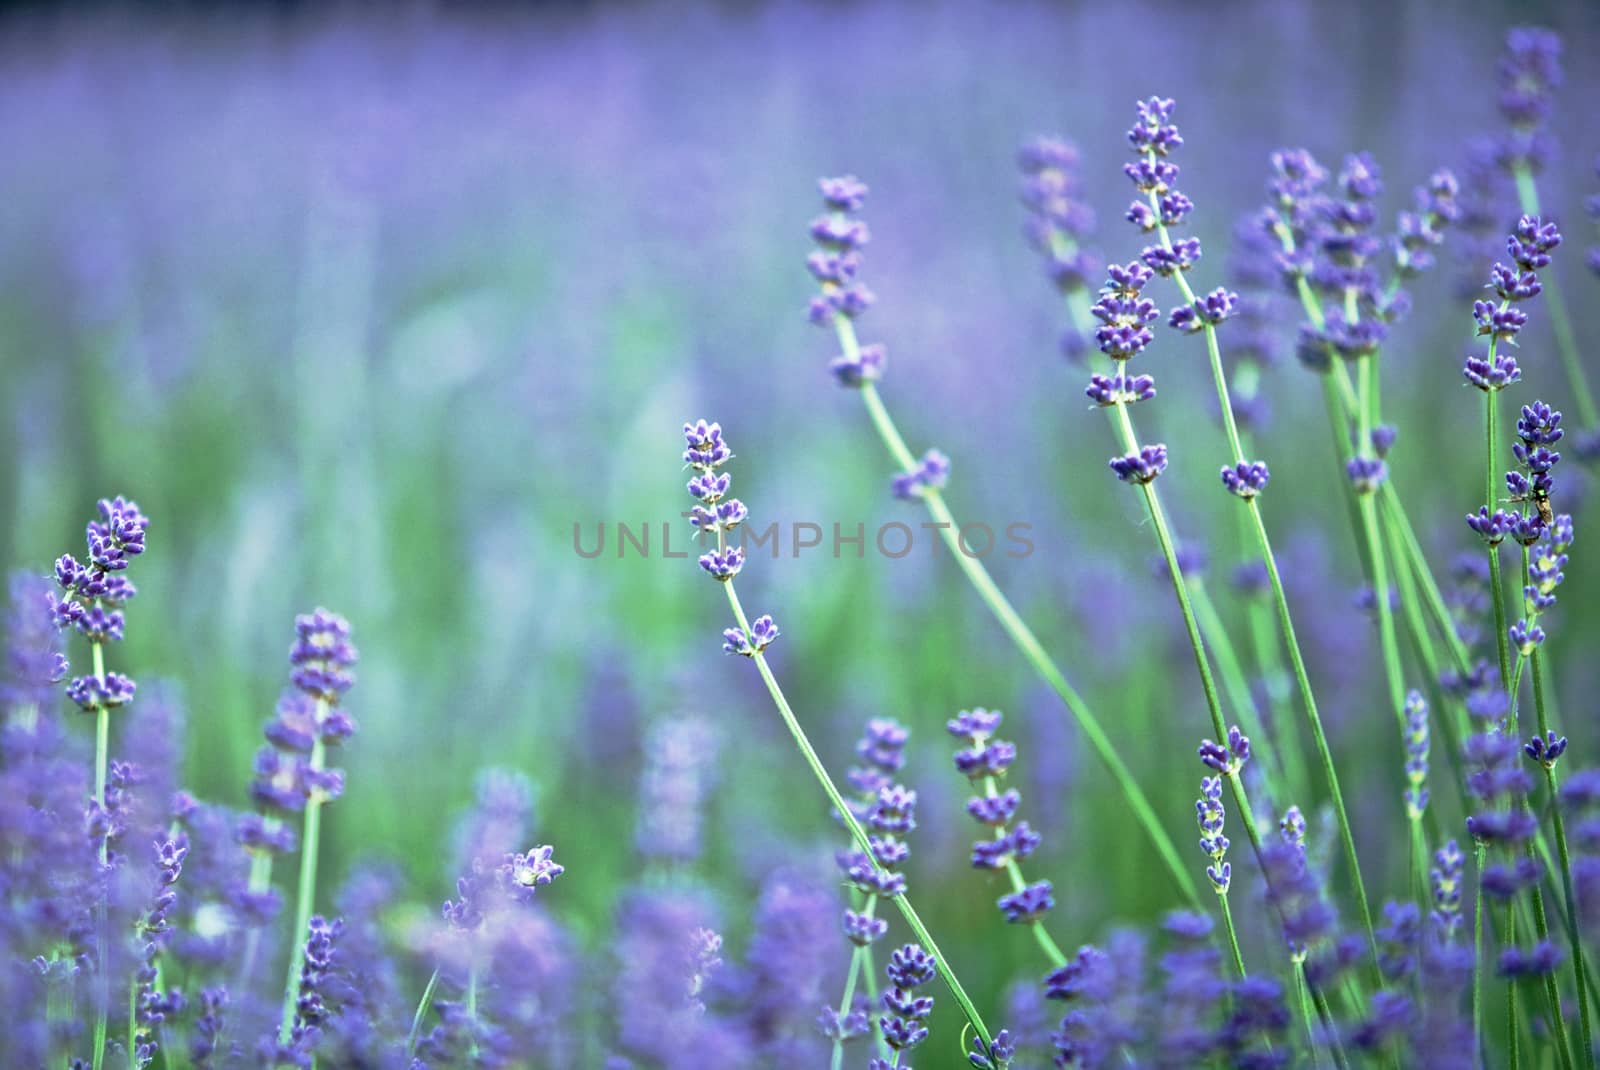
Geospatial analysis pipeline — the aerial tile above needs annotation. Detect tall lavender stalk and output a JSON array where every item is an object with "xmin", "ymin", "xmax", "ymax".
[
  {"xmin": 1114, "ymin": 97, "xmax": 1379, "ymax": 965},
  {"xmin": 53, "ymin": 496, "xmax": 148, "ymax": 1070},
  {"xmin": 945, "ymin": 708, "xmax": 1067, "ymax": 970},
  {"xmin": 806, "ymin": 176, "xmax": 1201, "ymax": 911},
  {"xmin": 682, "ymin": 418, "xmax": 994, "ymax": 1052},
  {"xmin": 1019, "ymin": 140, "xmax": 1290, "ymax": 806},
  {"xmin": 275, "ymin": 610, "xmax": 358, "ymax": 1049}
]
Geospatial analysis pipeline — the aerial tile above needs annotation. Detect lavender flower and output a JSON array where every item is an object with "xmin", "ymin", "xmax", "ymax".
[
  {"xmin": 1524, "ymin": 731, "xmax": 1567, "ymax": 769},
  {"xmin": 1197, "ymin": 725, "xmax": 1250, "ymax": 776},
  {"xmin": 1403, "ymin": 690, "xmax": 1430, "ymax": 820},
  {"xmin": 809, "ymin": 177, "xmax": 885, "ymax": 385},
  {"xmin": 1109, "ymin": 443, "xmax": 1169, "ymax": 485},
  {"xmin": 1220, "ymin": 460, "xmax": 1270, "ymax": 499},
  {"xmin": 1497, "ymin": 28, "xmax": 1561, "ymax": 172},
  {"xmin": 1195, "ymin": 776, "xmax": 1231, "ymax": 894},
  {"xmin": 892, "ymin": 449, "xmax": 950, "ymax": 500},
  {"xmin": 1464, "ymin": 218, "xmax": 1560, "ymax": 391},
  {"xmin": 879, "ymin": 944, "xmax": 936, "ymax": 1052},
  {"xmin": 1020, "ymin": 137, "xmax": 1099, "ymax": 298},
  {"xmin": 1430, "ymin": 839, "xmax": 1466, "ymax": 940}
]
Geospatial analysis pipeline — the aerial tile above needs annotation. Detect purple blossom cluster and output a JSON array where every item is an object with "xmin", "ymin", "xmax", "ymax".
[
  {"xmin": 947, "ymin": 709, "xmax": 1049, "ymax": 925},
  {"xmin": 808, "ymin": 177, "xmax": 887, "ymax": 386}
]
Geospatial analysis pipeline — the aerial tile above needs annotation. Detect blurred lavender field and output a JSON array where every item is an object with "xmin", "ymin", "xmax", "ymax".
[{"xmin": 5, "ymin": 1, "xmax": 1600, "ymax": 1066}]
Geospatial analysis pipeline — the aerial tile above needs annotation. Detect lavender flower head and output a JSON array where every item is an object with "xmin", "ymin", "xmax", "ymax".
[
  {"xmin": 879, "ymin": 943, "xmax": 936, "ymax": 1053},
  {"xmin": 1021, "ymin": 136, "xmax": 1101, "ymax": 359},
  {"xmin": 1195, "ymin": 776, "xmax": 1231, "ymax": 894},
  {"xmin": 54, "ymin": 496, "xmax": 149, "ymax": 715},
  {"xmin": 808, "ymin": 176, "xmax": 885, "ymax": 386},
  {"xmin": 1122, "ymin": 98, "xmax": 1206, "ymax": 283},
  {"xmin": 948, "ymin": 708, "xmax": 1050, "ymax": 924},
  {"xmin": 1403, "ymin": 690, "xmax": 1430, "ymax": 820},
  {"xmin": 1497, "ymin": 28, "xmax": 1562, "ymax": 172},
  {"xmin": 1464, "ymin": 216, "xmax": 1560, "ymax": 390}
]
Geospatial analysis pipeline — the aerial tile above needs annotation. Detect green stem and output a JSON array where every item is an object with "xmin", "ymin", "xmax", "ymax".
[
  {"xmin": 1379, "ymin": 484, "xmax": 1474, "ymax": 676},
  {"xmin": 466, "ymin": 970, "xmax": 480, "ymax": 1060},
  {"xmin": 1249, "ymin": 496, "xmax": 1379, "ymax": 971},
  {"xmin": 848, "ymin": 372, "xmax": 1202, "ymax": 909},
  {"xmin": 91, "ymin": 639, "xmax": 109, "ymax": 1070},
  {"xmin": 1476, "ymin": 841, "xmax": 1487, "ymax": 1064},
  {"xmin": 1192, "ymin": 573, "xmax": 1282, "ymax": 803},
  {"xmin": 1508, "ymin": 902, "xmax": 1520, "ymax": 1070},
  {"xmin": 406, "ymin": 967, "xmax": 441, "ymax": 1060},
  {"xmin": 1149, "ymin": 203, "xmax": 1378, "ymax": 966},
  {"xmin": 829, "ymin": 947, "xmax": 864, "ymax": 1070},
  {"xmin": 723, "ymin": 579, "xmax": 993, "ymax": 1050},
  {"xmin": 278, "ymin": 727, "xmax": 328, "ymax": 1046},
  {"xmin": 1485, "ymin": 393, "xmax": 1513, "ymax": 691},
  {"xmin": 1218, "ymin": 893, "xmax": 1247, "ymax": 979}
]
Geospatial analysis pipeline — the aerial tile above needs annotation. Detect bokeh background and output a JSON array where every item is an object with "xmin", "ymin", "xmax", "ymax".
[{"xmin": 4, "ymin": 0, "xmax": 1600, "ymax": 1054}]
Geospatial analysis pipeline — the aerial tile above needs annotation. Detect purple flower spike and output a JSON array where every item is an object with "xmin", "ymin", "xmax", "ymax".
[
  {"xmin": 698, "ymin": 547, "xmax": 744, "ymax": 582},
  {"xmin": 1345, "ymin": 456, "xmax": 1387, "ymax": 494},
  {"xmin": 1524, "ymin": 731, "xmax": 1567, "ymax": 769},
  {"xmin": 1466, "ymin": 506, "xmax": 1515, "ymax": 545},
  {"xmin": 819, "ymin": 175, "xmax": 869, "ymax": 213},
  {"xmin": 1169, "ymin": 288, "xmax": 1238, "ymax": 333},
  {"xmin": 1508, "ymin": 215, "xmax": 1562, "ymax": 271},
  {"xmin": 289, "ymin": 608, "xmax": 358, "ymax": 701},
  {"xmin": 1198, "ymin": 725, "xmax": 1250, "ymax": 775},
  {"xmin": 1109, "ymin": 443, "xmax": 1168, "ymax": 485},
  {"xmin": 500, "ymin": 844, "xmax": 565, "ymax": 900},
  {"xmin": 1508, "ymin": 619, "xmax": 1545, "ymax": 655},
  {"xmin": 968, "ymin": 1029, "xmax": 1016, "ymax": 1070},
  {"xmin": 997, "ymin": 880, "xmax": 1055, "ymax": 923},
  {"xmin": 1220, "ymin": 460, "xmax": 1271, "ymax": 499},
  {"xmin": 891, "ymin": 449, "xmax": 950, "ymax": 500},
  {"xmin": 830, "ymin": 342, "xmax": 886, "ymax": 387},
  {"xmin": 1085, "ymin": 372, "xmax": 1157, "ymax": 407}
]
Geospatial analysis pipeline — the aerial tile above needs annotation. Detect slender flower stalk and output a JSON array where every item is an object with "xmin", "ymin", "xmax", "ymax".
[
  {"xmin": 806, "ymin": 176, "xmax": 1202, "ymax": 910},
  {"xmin": 821, "ymin": 718, "xmax": 914, "ymax": 1067},
  {"xmin": 53, "ymin": 496, "xmax": 148, "ymax": 1070},
  {"xmin": 684, "ymin": 418, "xmax": 993, "ymax": 1051},
  {"xmin": 1195, "ymin": 774, "xmax": 1247, "ymax": 977},
  {"xmin": 946, "ymin": 708, "xmax": 1065, "ymax": 968},
  {"xmin": 1115, "ymin": 98, "xmax": 1377, "ymax": 964},
  {"xmin": 275, "ymin": 610, "xmax": 359, "ymax": 1050},
  {"xmin": 1021, "ymin": 141, "xmax": 1288, "ymax": 806}
]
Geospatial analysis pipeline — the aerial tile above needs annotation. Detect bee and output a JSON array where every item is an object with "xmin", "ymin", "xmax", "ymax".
[{"xmin": 1506, "ymin": 487, "xmax": 1554, "ymax": 527}]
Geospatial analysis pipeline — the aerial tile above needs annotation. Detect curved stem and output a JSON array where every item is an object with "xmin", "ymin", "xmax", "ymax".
[
  {"xmin": 723, "ymin": 579, "xmax": 993, "ymax": 1050},
  {"xmin": 406, "ymin": 967, "xmax": 441, "ymax": 1060},
  {"xmin": 847, "ymin": 369, "xmax": 1202, "ymax": 909},
  {"xmin": 1148, "ymin": 208, "xmax": 1378, "ymax": 965}
]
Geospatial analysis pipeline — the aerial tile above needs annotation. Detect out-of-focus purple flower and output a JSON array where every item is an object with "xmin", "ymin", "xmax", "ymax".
[
  {"xmin": 809, "ymin": 176, "xmax": 880, "ymax": 375},
  {"xmin": 1403, "ymin": 690, "xmax": 1430, "ymax": 820},
  {"xmin": 1497, "ymin": 28, "xmax": 1562, "ymax": 172},
  {"xmin": 1430, "ymin": 839, "xmax": 1465, "ymax": 939},
  {"xmin": 1345, "ymin": 455, "xmax": 1387, "ymax": 494},
  {"xmin": 742, "ymin": 869, "xmax": 836, "ymax": 1064},
  {"xmin": 891, "ymin": 449, "xmax": 950, "ymax": 500},
  {"xmin": 636, "ymin": 717, "xmax": 719, "ymax": 864},
  {"xmin": 1020, "ymin": 136, "xmax": 1100, "ymax": 302}
]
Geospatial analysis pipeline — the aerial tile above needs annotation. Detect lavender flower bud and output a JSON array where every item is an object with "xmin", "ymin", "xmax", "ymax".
[
  {"xmin": 1109, "ymin": 444, "xmax": 1169, "ymax": 485},
  {"xmin": 1220, "ymin": 460, "xmax": 1271, "ymax": 499}
]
